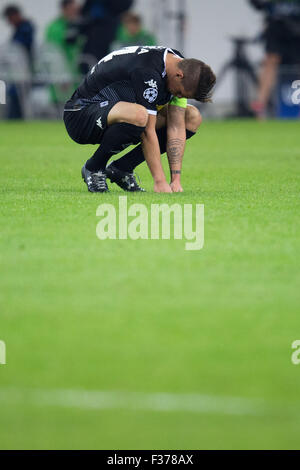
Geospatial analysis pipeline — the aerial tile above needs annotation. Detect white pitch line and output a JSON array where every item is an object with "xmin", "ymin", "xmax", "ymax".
[{"xmin": 0, "ymin": 387, "xmax": 289, "ymax": 417}]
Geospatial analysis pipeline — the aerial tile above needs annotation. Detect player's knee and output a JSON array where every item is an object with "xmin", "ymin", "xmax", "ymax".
[
  {"xmin": 109, "ymin": 102, "xmax": 149, "ymax": 127},
  {"xmin": 133, "ymin": 105, "xmax": 149, "ymax": 127},
  {"xmin": 186, "ymin": 105, "xmax": 202, "ymax": 132}
]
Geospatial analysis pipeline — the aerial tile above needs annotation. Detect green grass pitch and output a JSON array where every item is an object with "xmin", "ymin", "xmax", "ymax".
[{"xmin": 0, "ymin": 119, "xmax": 299, "ymax": 449}]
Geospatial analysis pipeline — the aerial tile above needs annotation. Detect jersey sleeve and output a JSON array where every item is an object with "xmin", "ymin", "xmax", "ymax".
[{"xmin": 130, "ymin": 68, "xmax": 163, "ymax": 115}]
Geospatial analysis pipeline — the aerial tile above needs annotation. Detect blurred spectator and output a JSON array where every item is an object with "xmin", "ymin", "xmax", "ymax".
[
  {"xmin": 80, "ymin": 0, "xmax": 133, "ymax": 70},
  {"xmin": 46, "ymin": 0, "xmax": 82, "ymax": 74},
  {"xmin": 111, "ymin": 12, "xmax": 157, "ymax": 50},
  {"xmin": 249, "ymin": 0, "xmax": 300, "ymax": 117},
  {"xmin": 3, "ymin": 4, "xmax": 35, "ymax": 66},
  {"xmin": 2, "ymin": 4, "xmax": 35, "ymax": 118},
  {"xmin": 45, "ymin": 0, "xmax": 83, "ymax": 104}
]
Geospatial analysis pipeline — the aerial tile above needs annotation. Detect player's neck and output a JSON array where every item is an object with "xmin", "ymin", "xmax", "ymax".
[{"xmin": 165, "ymin": 53, "xmax": 182, "ymax": 77}]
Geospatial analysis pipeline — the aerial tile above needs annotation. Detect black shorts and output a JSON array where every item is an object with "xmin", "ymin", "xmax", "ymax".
[
  {"xmin": 63, "ymin": 94, "xmax": 116, "ymax": 145},
  {"xmin": 265, "ymin": 19, "xmax": 300, "ymax": 64}
]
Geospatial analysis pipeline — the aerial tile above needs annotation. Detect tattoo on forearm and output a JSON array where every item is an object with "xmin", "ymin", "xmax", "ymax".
[
  {"xmin": 167, "ymin": 138, "xmax": 185, "ymax": 166},
  {"xmin": 171, "ymin": 170, "xmax": 181, "ymax": 174}
]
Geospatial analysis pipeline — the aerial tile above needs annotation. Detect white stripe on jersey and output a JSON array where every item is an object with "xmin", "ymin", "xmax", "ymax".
[{"xmin": 162, "ymin": 48, "xmax": 183, "ymax": 78}]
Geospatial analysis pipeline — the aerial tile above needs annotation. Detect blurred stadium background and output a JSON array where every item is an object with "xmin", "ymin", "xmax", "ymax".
[
  {"xmin": 1, "ymin": 0, "xmax": 299, "ymax": 120},
  {"xmin": 0, "ymin": 0, "xmax": 300, "ymax": 450}
]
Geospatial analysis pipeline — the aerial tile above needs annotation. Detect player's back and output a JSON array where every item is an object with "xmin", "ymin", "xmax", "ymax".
[{"xmin": 76, "ymin": 46, "xmax": 169, "ymax": 99}]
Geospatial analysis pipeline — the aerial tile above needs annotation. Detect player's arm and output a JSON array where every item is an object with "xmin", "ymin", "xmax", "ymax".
[
  {"xmin": 141, "ymin": 114, "xmax": 171, "ymax": 193},
  {"xmin": 131, "ymin": 67, "xmax": 171, "ymax": 192},
  {"xmin": 167, "ymin": 102, "xmax": 187, "ymax": 193}
]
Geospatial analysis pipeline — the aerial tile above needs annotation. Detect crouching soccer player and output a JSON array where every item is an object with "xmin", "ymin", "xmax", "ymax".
[{"xmin": 63, "ymin": 45, "xmax": 216, "ymax": 193}]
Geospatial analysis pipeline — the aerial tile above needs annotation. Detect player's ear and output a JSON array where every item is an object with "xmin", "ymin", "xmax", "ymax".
[{"xmin": 176, "ymin": 65, "xmax": 184, "ymax": 79}]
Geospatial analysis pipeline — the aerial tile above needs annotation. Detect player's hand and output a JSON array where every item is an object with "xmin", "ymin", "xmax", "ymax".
[
  {"xmin": 170, "ymin": 181, "xmax": 183, "ymax": 192},
  {"xmin": 154, "ymin": 181, "xmax": 172, "ymax": 193}
]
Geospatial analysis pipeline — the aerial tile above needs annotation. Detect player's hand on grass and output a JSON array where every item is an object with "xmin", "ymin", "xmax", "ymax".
[
  {"xmin": 170, "ymin": 181, "xmax": 183, "ymax": 193},
  {"xmin": 154, "ymin": 180, "xmax": 172, "ymax": 193}
]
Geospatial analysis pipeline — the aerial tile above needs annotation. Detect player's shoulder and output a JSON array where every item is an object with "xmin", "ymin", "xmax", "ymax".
[
  {"xmin": 133, "ymin": 46, "xmax": 184, "ymax": 77},
  {"xmin": 133, "ymin": 46, "xmax": 166, "ymax": 68},
  {"xmin": 167, "ymin": 48, "xmax": 185, "ymax": 59},
  {"xmin": 129, "ymin": 66, "xmax": 165, "ymax": 94},
  {"xmin": 136, "ymin": 45, "xmax": 184, "ymax": 59}
]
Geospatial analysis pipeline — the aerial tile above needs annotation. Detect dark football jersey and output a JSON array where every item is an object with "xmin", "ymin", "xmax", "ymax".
[{"xmin": 74, "ymin": 46, "xmax": 184, "ymax": 115}]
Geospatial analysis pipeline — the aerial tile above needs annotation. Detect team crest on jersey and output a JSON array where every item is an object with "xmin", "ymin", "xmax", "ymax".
[{"xmin": 143, "ymin": 80, "xmax": 158, "ymax": 103}]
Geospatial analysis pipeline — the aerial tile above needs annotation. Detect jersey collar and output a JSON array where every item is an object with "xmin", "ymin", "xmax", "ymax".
[{"xmin": 162, "ymin": 48, "xmax": 183, "ymax": 78}]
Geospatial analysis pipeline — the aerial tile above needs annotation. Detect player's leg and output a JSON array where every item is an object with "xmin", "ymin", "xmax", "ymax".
[
  {"xmin": 185, "ymin": 104, "xmax": 203, "ymax": 132},
  {"xmin": 252, "ymin": 53, "xmax": 280, "ymax": 117},
  {"xmin": 82, "ymin": 102, "xmax": 148, "ymax": 192},
  {"xmin": 251, "ymin": 20, "xmax": 282, "ymax": 118},
  {"xmin": 152, "ymin": 104, "xmax": 202, "ymax": 153},
  {"xmin": 109, "ymin": 105, "xmax": 202, "ymax": 175},
  {"xmin": 85, "ymin": 102, "xmax": 148, "ymax": 171}
]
